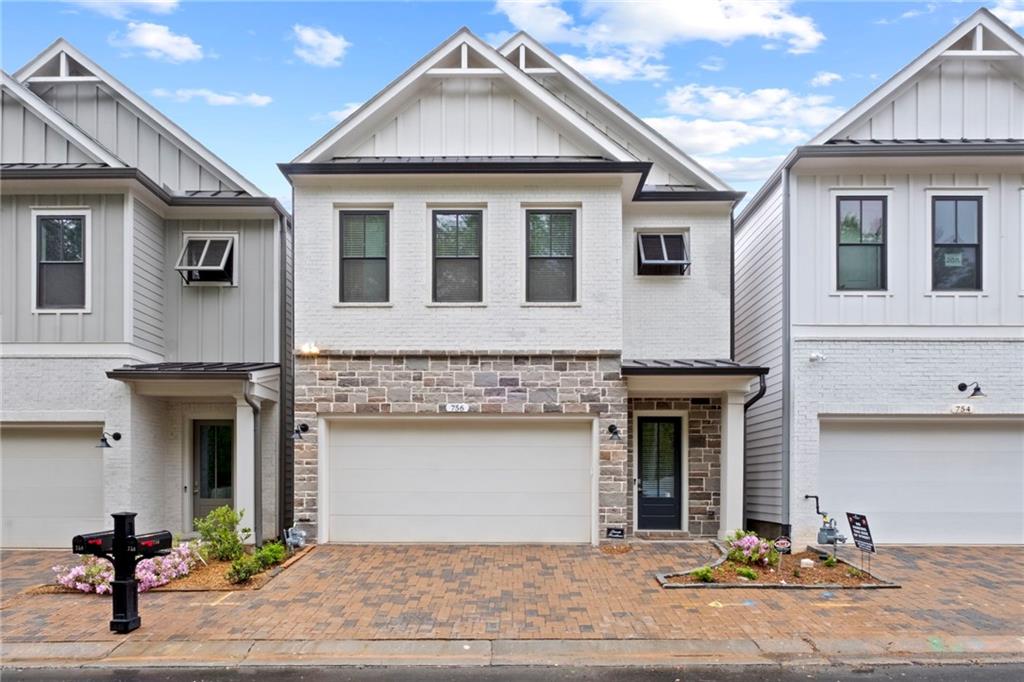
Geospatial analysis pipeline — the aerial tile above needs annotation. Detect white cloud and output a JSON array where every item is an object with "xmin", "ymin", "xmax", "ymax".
[
  {"xmin": 876, "ymin": 2, "xmax": 938, "ymax": 25},
  {"xmin": 328, "ymin": 102, "xmax": 364, "ymax": 122},
  {"xmin": 664, "ymin": 83, "xmax": 844, "ymax": 129},
  {"xmin": 152, "ymin": 88, "xmax": 271, "ymax": 107},
  {"xmin": 992, "ymin": 0, "xmax": 1024, "ymax": 28},
  {"xmin": 73, "ymin": 0, "xmax": 177, "ymax": 19},
  {"xmin": 696, "ymin": 154, "xmax": 786, "ymax": 182},
  {"xmin": 110, "ymin": 21, "xmax": 202, "ymax": 62},
  {"xmin": 699, "ymin": 56, "xmax": 726, "ymax": 72},
  {"xmin": 561, "ymin": 52, "xmax": 668, "ymax": 82},
  {"xmin": 292, "ymin": 25, "xmax": 350, "ymax": 67},
  {"xmin": 644, "ymin": 117, "xmax": 802, "ymax": 155},
  {"xmin": 810, "ymin": 71, "xmax": 842, "ymax": 87}
]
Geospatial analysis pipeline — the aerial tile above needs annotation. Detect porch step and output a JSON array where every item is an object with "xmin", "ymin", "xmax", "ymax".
[{"xmin": 633, "ymin": 530, "xmax": 709, "ymax": 541}]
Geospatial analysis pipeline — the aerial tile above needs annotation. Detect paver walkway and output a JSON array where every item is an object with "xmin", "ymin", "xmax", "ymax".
[{"xmin": 1, "ymin": 544, "xmax": 1021, "ymax": 645}]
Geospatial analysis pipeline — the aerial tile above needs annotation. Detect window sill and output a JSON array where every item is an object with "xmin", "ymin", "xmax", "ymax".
[
  {"xmin": 182, "ymin": 282, "xmax": 237, "ymax": 288},
  {"xmin": 923, "ymin": 292, "xmax": 989, "ymax": 298},
  {"xmin": 333, "ymin": 302, "xmax": 393, "ymax": 308},
  {"xmin": 32, "ymin": 308, "xmax": 91, "ymax": 315},
  {"xmin": 425, "ymin": 302, "xmax": 487, "ymax": 308},
  {"xmin": 520, "ymin": 302, "xmax": 582, "ymax": 308},
  {"xmin": 827, "ymin": 291, "xmax": 894, "ymax": 298}
]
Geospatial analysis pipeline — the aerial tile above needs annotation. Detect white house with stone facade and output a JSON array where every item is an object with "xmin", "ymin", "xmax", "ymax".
[
  {"xmin": 735, "ymin": 8, "xmax": 1024, "ymax": 547},
  {"xmin": 0, "ymin": 40, "xmax": 294, "ymax": 547},
  {"xmin": 282, "ymin": 28, "xmax": 767, "ymax": 545}
]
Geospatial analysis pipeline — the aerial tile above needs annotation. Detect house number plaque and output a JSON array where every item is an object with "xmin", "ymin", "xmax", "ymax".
[{"xmin": 444, "ymin": 403, "xmax": 470, "ymax": 413}]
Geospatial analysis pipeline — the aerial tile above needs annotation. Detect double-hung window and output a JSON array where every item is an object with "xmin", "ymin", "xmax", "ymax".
[
  {"xmin": 433, "ymin": 210, "xmax": 482, "ymax": 302},
  {"xmin": 35, "ymin": 212, "xmax": 87, "ymax": 310},
  {"xmin": 837, "ymin": 196, "xmax": 886, "ymax": 291},
  {"xmin": 340, "ymin": 211, "xmax": 389, "ymax": 303},
  {"xmin": 526, "ymin": 210, "xmax": 576, "ymax": 302},
  {"xmin": 932, "ymin": 196, "xmax": 981, "ymax": 291}
]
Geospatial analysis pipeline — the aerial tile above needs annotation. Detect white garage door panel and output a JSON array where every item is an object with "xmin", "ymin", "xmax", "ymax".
[
  {"xmin": 327, "ymin": 420, "xmax": 592, "ymax": 543},
  {"xmin": 1, "ymin": 428, "xmax": 105, "ymax": 548},
  {"xmin": 820, "ymin": 421, "xmax": 1024, "ymax": 544}
]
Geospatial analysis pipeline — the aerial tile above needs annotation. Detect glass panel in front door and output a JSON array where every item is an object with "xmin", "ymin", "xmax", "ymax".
[
  {"xmin": 194, "ymin": 421, "xmax": 233, "ymax": 523},
  {"xmin": 640, "ymin": 420, "xmax": 676, "ymax": 498}
]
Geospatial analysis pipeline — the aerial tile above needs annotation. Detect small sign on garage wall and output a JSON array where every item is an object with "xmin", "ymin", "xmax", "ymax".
[
  {"xmin": 950, "ymin": 403, "xmax": 974, "ymax": 414},
  {"xmin": 444, "ymin": 403, "xmax": 470, "ymax": 413}
]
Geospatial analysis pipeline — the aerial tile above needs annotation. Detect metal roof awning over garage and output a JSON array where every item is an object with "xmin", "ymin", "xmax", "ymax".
[
  {"xmin": 621, "ymin": 359, "xmax": 768, "ymax": 398},
  {"xmin": 106, "ymin": 362, "xmax": 280, "ymax": 401}
]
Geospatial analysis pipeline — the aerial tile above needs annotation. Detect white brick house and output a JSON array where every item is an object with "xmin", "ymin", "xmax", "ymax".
[
  {"xmin": 0, "ymin": 41, "xmax": 293, "ymax": 547},
  {"xmin": 282, "ymin": 28, "xmax": 766, "ymax": 544},
  {"xmin": 735, "ymin": 9, "xmax": 1024, "ymax": 546}
]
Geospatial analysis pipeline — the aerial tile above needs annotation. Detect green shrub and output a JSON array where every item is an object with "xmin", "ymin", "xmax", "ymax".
[
  {"xmin": 255, "ymin": 541, "xmax": 287, "ymax": 569},
  {"xmin": 735, "ymin": 566, "xmax": 758, "ymax": 580},
  {"xmin": 690, "ymin": 566, "xmax": 715, "ymax": 583},
  {"xmin": 823, "ymin": 555, "xmax": 838, "ymax": 568},
  {"xmin": 792, "ymin": 568, "xmax": 801, "ymax": 578},
  {"xmin": 194, "ymin": 506, "xmax": 251, "ymax": 561},
  {"xmin": 846, "ymin": 567, "xmax": 865, "ymax": 578},
  {"xmin": 226, "ymin": 553, "xmax": 262, "ymax": 584},
  {"xmin": 725, "ymin": 530, "xmax": 780, "ymax": 567}
]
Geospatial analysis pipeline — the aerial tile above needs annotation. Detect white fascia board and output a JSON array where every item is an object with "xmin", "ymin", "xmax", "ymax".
[
  {"xmin": 498, "ymin": 33, "xmax": 731, "ymax": 192},
  {"xmin": 809, "ymin": 8, "xmax": 1024, "ymax": 145},
  {"xmin": 1, "ymin": 71, "xmax": 126, "ymax": 167},
  {"xmin": 292, "ymin": 27, "xmax": 634, "ymax": 164},
  {"xmin": 14, "ymin": 39, "xmax": 265, "ymax": 197}
]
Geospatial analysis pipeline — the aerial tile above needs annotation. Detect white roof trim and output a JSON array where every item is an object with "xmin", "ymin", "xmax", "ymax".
[
  {"xmin": 498, "ymin": 33, "xmax": 730, "ymax": 192},
  {"xmin": 292, "ymin": 27, "xmax": 633, "ymax": 164},
  {"xmin": 809, "ymin": 8, "xmax": 1024, "ymax": 145},
  {"xmin": 14, "ymin": 39, "xmax": 265, "ymax": 197},
  {"xmin": 1, "ymin": 71, "xmax": 126, "ymax": 167}
]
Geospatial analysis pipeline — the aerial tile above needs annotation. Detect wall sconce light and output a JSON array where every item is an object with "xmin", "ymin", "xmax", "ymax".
[
  {"xmin": 607, "ymin": 424, "xmax": 622, "ymax": 441},
  {"xmin": 292, "ymin": 423, "xmax": 310, "ymax": 440},
  {"xmin": 957, "ymin": 381, "xmax": 986, "ymax": 399},
  {"xmin": 97, "ymin": 432, "xmax": 122, "ymax": 448},
  {"xmin": 809, "ymin": 352, "xmax": 826, "ymax": 363},
  {"xmin": 298, "ymin": 342, "xmax": 320, "ymax": 357}
]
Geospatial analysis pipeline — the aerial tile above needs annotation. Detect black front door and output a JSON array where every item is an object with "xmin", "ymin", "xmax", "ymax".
[{"xmin": 637, "ymin": 417, "xmax": 682, "ymax": 530}]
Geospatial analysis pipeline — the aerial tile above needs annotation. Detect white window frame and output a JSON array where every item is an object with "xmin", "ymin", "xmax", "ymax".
[
  {"xmin": 425, "ymin": 204, "xmax": 488, "ymax": 308},
  {"xmin": 175, "ymin": 232, "xmax": 239, "ymax": 287},
  {"xmin": 520, "ymin": 204, "xmax": 582, "ymax": 307},
  {"xmin": 634, "ymin": 228, "xmax": 691, "ymax": 277},
  {"xmin": 31, "ymin": 208, "xmax": 92, "ymax": 314},
  {"xmin": 924, "ymin": 188, "xmax": 988, "ymax": 297}
]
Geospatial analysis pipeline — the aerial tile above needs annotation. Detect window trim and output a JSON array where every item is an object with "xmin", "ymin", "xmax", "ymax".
[
  {"xmin": 930, "ymin": 194, "xmax": 983, "ymax": 292},
  {"xmin": 635, "ymin": 230, "xmax": 691, "ymax": 277},
  {"xmin": 835, "ymin": 195, "xmax": 888, "ymax": 292},
  {"xmin": 338, "ymin": 209, "xmax": 390, "ymax": 305},
  {"xmin": 31, "ymin": 208, "xmax": 92, "ymax": 314},
  {"xmin": 431, "ymin": 209, "xmax": 484, "ymax": 304},
  {"xmin": 524, "ymin": 208, "xmax": 578, "ymax": 304},
  {"xmin": 174, "ymin": 232, "xmax": 238, "ymax": 287}
]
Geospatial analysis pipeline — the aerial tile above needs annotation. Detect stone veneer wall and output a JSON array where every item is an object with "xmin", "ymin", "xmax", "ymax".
[
  {"xmin": 627, "ymin": 398, "xmax": 722, "ymax": 538},
  {"xmin": 293, "ymin": 352, "xmax": 629, "ymax": 540}
]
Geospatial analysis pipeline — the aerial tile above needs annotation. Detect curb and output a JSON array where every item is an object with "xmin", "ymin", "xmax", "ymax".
[{"xmin": 3, "ymin": 636, "xmax": 1022, "ymax": 669}]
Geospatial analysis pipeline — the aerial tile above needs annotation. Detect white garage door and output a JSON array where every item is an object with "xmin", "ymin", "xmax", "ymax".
[
  {"xmin": 1, "ymin": 427, "xmax": 106, "ymax": 548},
  {"xmin": 820, "ymin": 420, "xmax": 1024, "ymax": 544},
  {"xmin": 326, "ymin": 419, "xmax": 593, "ymax": 543}
]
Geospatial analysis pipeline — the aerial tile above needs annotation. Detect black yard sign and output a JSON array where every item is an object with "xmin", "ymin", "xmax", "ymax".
[
  {"xmin": 606, "ymin": 528, "xmax": 625, "ymax": 539},
  {"xmin": 846, "ymin": 513, "xmax": 875, "ymax": 553}
]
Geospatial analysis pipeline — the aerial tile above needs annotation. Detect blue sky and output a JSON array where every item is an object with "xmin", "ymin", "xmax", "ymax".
[{"xmin": 3, "ymin": 1, "xmax": 1022, "ymax": 204}]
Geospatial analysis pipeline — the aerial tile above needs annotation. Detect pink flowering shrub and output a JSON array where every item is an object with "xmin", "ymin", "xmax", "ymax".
[
  {"xmin": 725, "ymin": 530, "xmax": 780, "ymax": 567},
  {"xmin": 53, "ymin": 542, "xmax": 202, "ymax": 594}
]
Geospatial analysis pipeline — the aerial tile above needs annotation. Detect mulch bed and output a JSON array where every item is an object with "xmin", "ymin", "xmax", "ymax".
[
  {"xmin": 25, "ymin": 545, "xmax": 313, "ymax": 595},
  {"xmin": 660, "ymin": 549, "xmax": 898, "ymax": 589}
]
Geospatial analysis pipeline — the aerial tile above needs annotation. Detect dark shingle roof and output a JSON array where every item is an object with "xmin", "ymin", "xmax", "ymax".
[{"xmin": 621, "ymin": 359, "xmax": 768, "ymax": 376}]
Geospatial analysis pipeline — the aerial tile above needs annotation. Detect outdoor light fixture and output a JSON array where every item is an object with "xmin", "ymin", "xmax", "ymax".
[
  {"xmin": 957, "ymin": 381, "xmax": 986, "ymax": 398},
  {"xmin": 96, "ymin": 432, "xmax": 122, "ymax": 448},
  {"xmin": 607, "ymin": 424, "xmax": 622, "ymax": 441},
  {"xmin": 292, "ymin": 423, "xmax": 310, "ymax": 440},
  {"xmin": 298, "ymin": 342, "xmax": 320, "ymax": 357}
]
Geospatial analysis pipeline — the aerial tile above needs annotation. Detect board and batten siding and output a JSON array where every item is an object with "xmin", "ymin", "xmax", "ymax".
[
  {"xmin": 132, "ymin": 199, "xmax": 165, "ymax": 355},
  {"xmin": 36, "ymin": 83, "xmax": 238, "ymax": 193},
  {"xmin": 734, "ymin": 182, "xmax": 786, "ymax": 526},
  {"xmin": 163, "ymin": 218, "xmax": 276, "ymax": 362},
  {"xmin": 790, "ymin": 168, "xmax": 1024, "ymax": 329},
  {"xmin": 0, "ymin": 92, "xmax": 93, "ymax": 164},
  {"xmin": 835, "ymin": 60, "xmax": 1024, "ymax": 141},
  {"xmin": 0, "ymin": 193, "xmax": 125, "ymax": 343}
]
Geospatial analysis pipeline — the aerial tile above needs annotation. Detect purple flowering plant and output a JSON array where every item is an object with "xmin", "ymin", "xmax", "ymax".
[
  {"xmin": 725, "ymin": 530, "xmax": 780, "ymax": 567},
  {"xmin": 52, "ymin": 541, "xmax": 203, "ymax": 594}
]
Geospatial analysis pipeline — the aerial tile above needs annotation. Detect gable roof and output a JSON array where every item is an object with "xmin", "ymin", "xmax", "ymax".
[
  {"xmin": 1, "ymin": 70, "xmax": 126, "ymax": 167},
  {"xmin": 294, "ymin": 27, "xmax": 635, "ymax": 166},
  {"xmin": 810, "ymin": 7, "xmax": 1024, "ymax": 145},
  {"xmin": 498, "ymin": 32, "xmax": 729, "ymax": 191},
  {"xmin": 13, "ymin": 38, "xmax": 264, "ymax": 196}
]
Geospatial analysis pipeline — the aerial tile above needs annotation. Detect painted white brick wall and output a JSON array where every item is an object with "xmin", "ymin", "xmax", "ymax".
[
  {"xmin": 788, "ymin": 338, "xmax": 1024, "ymax": 544},
  {"xmin": 623, "ymin": 204, "xmax": 732, "ymax": 358}
]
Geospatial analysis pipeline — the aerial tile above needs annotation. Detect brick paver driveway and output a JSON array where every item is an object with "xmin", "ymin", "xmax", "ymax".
[{"xmin": 2, "ymin": 544, "xmax": 1021, "ymax": 643}]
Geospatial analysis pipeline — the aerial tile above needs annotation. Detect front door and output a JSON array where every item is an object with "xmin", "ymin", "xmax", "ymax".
[
  {"xmin": 637, "ymin": 417, "xmax": 682, "ymax": 530},
  {"xmin": 192, "ymin": 421, "xmax": 233, "ymax": 525}
]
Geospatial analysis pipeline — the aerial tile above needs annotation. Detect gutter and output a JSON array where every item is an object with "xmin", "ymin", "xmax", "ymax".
[
  {"xmin": 243, "ymin": 380, "xmax": 263, "ymax": 547},
  {"xmin": 743, "ymin": 374, "xmax": 767, "ymax": 411}
]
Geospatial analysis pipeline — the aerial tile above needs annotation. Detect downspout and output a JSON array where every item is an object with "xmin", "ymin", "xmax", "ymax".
[
  {"xmin": 243, "ymin": 380, "xmax": 263, "ymax": 546},
  {"xmin": 744, "ymin": 374, "xmax": 767, "ymax": 411}
]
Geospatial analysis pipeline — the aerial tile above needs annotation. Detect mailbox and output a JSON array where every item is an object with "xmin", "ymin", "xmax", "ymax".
[
  {"xmin": 133, "ymin": 531, "xmax": 172, "ymax": 557},
  {"xmin": 73, "ymin": 531, "xmax": 114, "ymax": 557}
]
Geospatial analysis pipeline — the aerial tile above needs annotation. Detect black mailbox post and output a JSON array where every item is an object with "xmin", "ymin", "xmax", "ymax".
[{"xmin": 72, "ymin": 512, "xmax": 172, "ymax": 634}]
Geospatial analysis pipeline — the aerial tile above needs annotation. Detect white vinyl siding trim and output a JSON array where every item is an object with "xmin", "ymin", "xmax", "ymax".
[{"xmin": 30, "ymin": 207, "xmax": 91, "ymax": 314}]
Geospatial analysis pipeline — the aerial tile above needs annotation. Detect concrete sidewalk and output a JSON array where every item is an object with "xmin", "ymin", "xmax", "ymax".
[{"xmin": 3, "ymin": 635, "xmax": 1023, "ymax": 669}]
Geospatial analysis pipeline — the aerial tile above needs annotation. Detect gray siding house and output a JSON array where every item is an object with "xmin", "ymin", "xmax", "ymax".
[
  {"xmin": 0, "ymin": 40, "xmax": 293, "ymax": 547},
  {"xmin": 735, "ymin": 9, "xmax": 1023, "ymax": 545}
]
